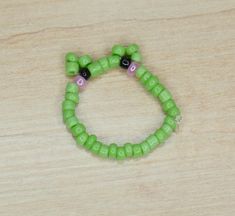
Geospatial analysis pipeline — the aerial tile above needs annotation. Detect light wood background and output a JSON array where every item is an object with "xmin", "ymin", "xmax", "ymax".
[{"xmin": 0, "ymin": 1, "xmax": 234, "ymax": 216}]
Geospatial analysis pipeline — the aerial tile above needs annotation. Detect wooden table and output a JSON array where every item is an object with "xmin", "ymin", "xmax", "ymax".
[{"xmin": 0, "ymin": 1, "xmax": 234, "ymax": 215}]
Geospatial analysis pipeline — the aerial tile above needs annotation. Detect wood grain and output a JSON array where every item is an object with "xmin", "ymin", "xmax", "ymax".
[{"xmin": 0, "ymin": 1, "xmax": 235, "ymax": 215}]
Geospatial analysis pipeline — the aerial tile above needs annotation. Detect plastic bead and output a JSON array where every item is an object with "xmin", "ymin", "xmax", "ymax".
[
  {"xmin": 145, "ymin": 75, "xmax": 159, "ymax": 91},
  {"xmin": 132, "ymin": 144, "xmax": 143, "ymax": 158},
  {"xmin": 161, "ymin": 123, "xmax": 173, "ymax": 138},
  {"xmin": 65, "ymin": 92, "xmax": 79, "ymax": 104},
  {"xmin": 168, "ymin": 106, "xmax": 181, "ymax": 119},
  {"xmin": 127, "ymin": 62, "xmax": 139, "ymax": 76},
  {"xmin": 66, "ymin": 82, "xmax": 78, "ymax": 94},
  {"xmin": 112, "ymin": 44, "xmax": 126, "ymax": 57},
  {"xmin": 84, "ymin": 135, "xmax": 97, "ymax": 150},
  {"xmin": 108, "ymin": 55, "xmax": 121, "ymax": 68},
  {"xmin": 63, "ymin": 110, "xmax": 75, "ymax": 122},
  {"xmin": 109, "ymin": 143, "xmax": 117, "ymax": 159},
  {"xmin": 131, "ymin": 52, "xmax": 142, "ymax": 62},
  {"xmin": 66, "ymin": 52, "xmax": 78, "ymax": 62},
  {"xmin": 62, "ymin": 100, "xmax": 76, "ymax": 111},
  {"xmin": 65, "ymin": 116, "xmax": 79, "ymax": 129},
  {"xmin": 124, "ymin": 143, "xmax": 133, "ymax": 157},
  {"xmin": 66, "ymin": 62, "xmax": 79, "ymax": 77},
  {"xmin": 79, "ymin": 68, "xmax": 91, "ymax": 80},
  {"xmin": 151, "ymin": 83, "xmax": 164, "ymax": 97},
  {"xmin": 162, "ymin": 99, "xmax": 176, "ymax": 112},
  {"xmin": 98, "ymin": 57, "xmax": 110, "ymax": 72},
  {"xmin": 135, "ymin": 65, "xmax": 147, "ymax": 79},
  {"xmin": 88, "ymin": 62, "xmax": 103, "ymax": 77},
  {"xmin": 76, "ymin": 132, "xmax": 88, "ymax": 146},
  {"xmin": 140, "ymin": 141, "xmax": 151, "ymax": 155},
  {"xmin": 99, "ymin": 144, "xmax": 109, "ymax": 158},
  {"xmin": 158, "ymin": 89, "xmax": 172, "ymax": 103},
  {"xmin": 140, "ymin": 71, "xmax": 151, "ymax": 85},
  {"xmin": 120, "ymin": 56, "xmax": 131, "ymax": 69},
  {"xmin": 71, "ymin": 123, "xmax": 85, "ymax": 137},
  {"xmin": 155, "ymin": 129, "xmax": 167, "ymax": 143},
  {"xmin": 116, "ymin": 146, "xmax": 126, "ymax": 160},
  {"xmin": 78, "ymin": 55, "xmax": 92, "ymax": 68},
  {"xmin": 74, "ymin": 75, "xmax": 87, "ymax": 89},
  {"xmin": 164, "ymin": 116, "xmax": 177, "ymax": 131},
  {"xmin": 126, "ymin": 44, "xmax": 139, "ymax": 56},
  {"xmin": 91, "ymin": 141, "xmax": 102, "ymax": 154},
  {"xmin": 146, "ymin": 134, "xmax": 159, "ymax": 150}
]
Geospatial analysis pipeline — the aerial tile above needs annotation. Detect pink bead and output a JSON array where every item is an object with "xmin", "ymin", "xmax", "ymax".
[
  {"xmin": 127, "ymin": 62, "xmax": 139, "ymax": 76},
  {"xmin": 74, "ymin": 75, "xmax": 86, "ymax": 89}
]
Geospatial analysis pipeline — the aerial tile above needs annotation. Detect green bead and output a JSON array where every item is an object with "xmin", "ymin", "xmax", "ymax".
[
  {"xmin": 168, "ymin": 106, "xmax": 181, "ymax": 119},
  {"xmin": 135, "ymin": 65, "xmax": 147, "ymax": 79},
  {"xmin": 117, "ymin": 146, "xmax": 126, "ymax": 160},
  {"xmin": 65, "ymin": 116, "xmax": 79, "ymax": 129},
  {"xmin": 124, "ymin": 143, "xmax": 133, "ymax": 157},
  {"xmin": 164, "ymin": 116, "xmax": 177, "ymax": 131},
  {"xmin": 146, "ymin": 134, "xmax": 159, "ymax": 150},
  {"xmin": 145, "ymin": 75, "xmax": 159, "ymax": 91},
  {"xmin": 78, "ymin": 55, "xmax": 92, "ymax": 68},
  {"xmin": 140, "ymin": 141, "xmax": 151, "ymax": 155},
  {"xmin": 66, "ymin": 52, "xmax": 78, "ymax": 62},
  {"xmin": 161, "ymin": 123, "xmax": 173, "ymax": 138},
  {"xmin": 108, "ymin": 55, "xmax": 121, "ymax": 68},
  {"xmin": 71, "ymin": 123, "xmax": 85, "ymax": 137},
  {"xmin": 84, "ymin": 135, "xmax": 97, "ymax": 150},
  {"xmin": 63, "ymin": 110, "xmax": 75, "ymax": 122},
  {"xmin": 98, "ymin": 57, "xmax": 110, "ymax": 72},
  {"xmin": 66, "ymin": 82, "xmax": 78, "ymax": 94},
  {"xmin": 162, "ymin": 99, "xmax": 176, "ymax": 112},
  {"xmin": 132, "ymin": 144, "xmax": 143, "ymax": 158},
  {"xmin": 126, "ymin": 44, "xmax": 139, "ymax": 56},
  {"xmin": 66, "ymin": 62, "xmax": 79, "ymax": 77},
  {"xmin": 76, "ymin": 132, "xmax": 88, "ymax": 146},
  {"xmin": 131, "ymin": 52, "xmax": 142, "ymax": 62},
  {"xmin": 112, "ymin": 44, "xmax": 125, "ymax": 57},
  {"xmin": 109, "ymin": 143, "xmax": 117, "ymax": 159},
  {"xmin": 151, "ymin": 83, "xmax": 164, "ymax": 97},
  {"xmin": 65, "ymin": 92, "xmax": 79, "ymax": 104},
  {"xmin": 140, "ymin": 71, "xmax": 152, "ymax": 85},
  {"xmin": 99, "ymin": 144, "xmax": 109, "ymax": 158},
  {"xmin": 91, "ymin": 141, "xmax": 102, "ymax": 154},
  {"xmin": 155, "ymin": 129, "xmax": 167, "ymax": 143},
  {"xmin": 62, "ymin": 100, "xmax": 76, "ymax": 111},
  {"xmin": 88, "ymin": 62, "xmax": 103, "ymax": 77},
  {"xmin": 158, "ymin": 89, "xmax": 172, "ymax": 103}
]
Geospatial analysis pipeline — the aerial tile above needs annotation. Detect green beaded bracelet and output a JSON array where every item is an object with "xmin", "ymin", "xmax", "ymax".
[{"xmin": 62, "ymin": 44, "xmax": 181, "ymax": 160}]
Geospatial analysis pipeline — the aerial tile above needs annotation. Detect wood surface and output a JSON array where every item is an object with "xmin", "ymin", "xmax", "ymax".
[{"xmin": 0, "ymin": 1, "xmax": 235, "ymax": 215}]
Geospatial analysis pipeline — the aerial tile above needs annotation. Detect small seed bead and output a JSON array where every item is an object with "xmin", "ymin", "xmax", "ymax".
[
  {"xmin": 124, "ymin": 143, "xmax": 133, "ymax": 157},
  {"xmin": 112, "ymin": 44, "xmax": 126, "ymax": 57},
  {"xmin": 109, "ymin": 143, "xmax": 118, "ymax": 159},
  {"xmin": 76, "ymin": 132, "xmax": 89, "ymax": 146},
  {"xmin": 66, "ymin": 62, "xmax": 79, "ymax": 77},
  {"xmin": 66, "ymin": 52, "xmax": 78, "ymax": 62},
  {"xmin": 91, "ymin": 141, "xmax": 102, "ymax": 154},
  {"xmin": 88, "ymin": 62, "xmax": 103, "ymax": 77},
  {"xmin": 126, "ymin": 44, "xmax": 139, "ymax": 56},
  {"xmin": 78, "ymin": 55, "xmax": 92, "ymax": 68},
  {"xmin": 117, "ymin": 146, "xmax": 126, "ymax": 160},
  {"xmin": 99, "ymin": 144, "xmax": 109, "ymax": 158},
  {"xmin": 84, "ymin": 135, "xmax": 97, "ymax": 150}
]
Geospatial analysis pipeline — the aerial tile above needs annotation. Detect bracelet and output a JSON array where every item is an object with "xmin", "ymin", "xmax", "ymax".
[{"xmin": 62, "ymin": 44, "xmax": 181, "ymax": 160}]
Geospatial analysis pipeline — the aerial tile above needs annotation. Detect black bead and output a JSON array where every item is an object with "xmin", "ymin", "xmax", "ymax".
[
  {"xmin": 120, "ymin": 56, "xmax": 131, "ymax": 69},
  {"xmin": 79, "ymin": 68, "xmax": 91, "ymax": 80}
]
